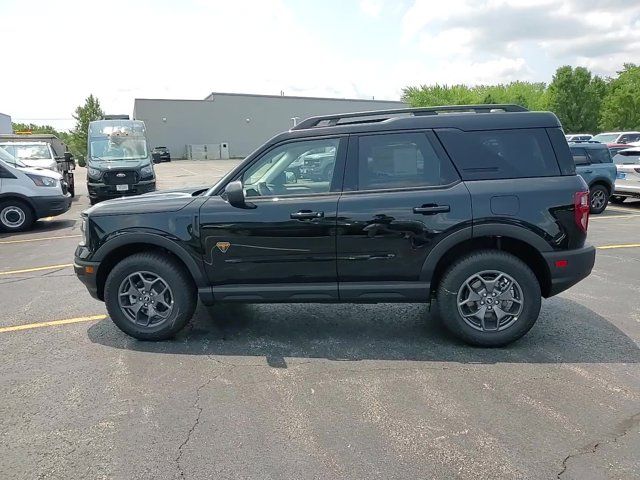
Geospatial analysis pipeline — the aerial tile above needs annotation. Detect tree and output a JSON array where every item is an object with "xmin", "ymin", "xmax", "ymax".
[
  {"xmin": 599, "ymin": 64, "xmax": 640, "ymax": 131},
  {"xmin": 68, "ymin": 94, "xmax": 104, "ymax": 162},
  {"xmin": 547, "ymin": 66, "xmax": 604, "ymax": 133}
]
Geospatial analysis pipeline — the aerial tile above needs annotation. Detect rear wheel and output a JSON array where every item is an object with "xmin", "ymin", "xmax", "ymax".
[
  {"xmin": 610, "ymin": 195, "xmax": 626, "ymax": 205},
  {"xmin": 436, "ymin": 250, "xmax": 541, "ymax": 347},
  {"xmin": 104, "ymin": 252, "xmax": 197, "ymax": 340},
  {"xmin": 0, "ymin": 200, "xmax": 34, "ymax": 232},
  {"xmin": 589, "ymin": 184, "xmax": 609, "ymax": 214}
]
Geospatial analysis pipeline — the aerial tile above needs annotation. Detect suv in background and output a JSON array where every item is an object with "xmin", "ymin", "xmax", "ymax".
[
  {"xmin": 611, "ymin": 147, "xmax": 640, "ymax": 204},
  {"xmin": 568, "ymin": 141, "xmax": 617, "ymax": 214},
  {"xmin": 151, "ymin": 146, "xmax": 171, "ymax": 163},
  {"xmin": 75, "ymin": 105, "xmax": 595, "ymax": 347},
  {"xmin": 565, "ymin": 134, "xmax": 592, "ymax": 142},
  {"xmin": 592, "ymin": 131, "xmax": 640, "ymax": 145}
]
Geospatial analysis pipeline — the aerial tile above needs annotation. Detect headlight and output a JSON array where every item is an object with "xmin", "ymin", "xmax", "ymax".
[
  {"xmin": 87, "ymin": 167, "xmax": 102, "ymax": 179},
  {"xmin": 26, "ymin": 174, "xmax": 58, "ymax": 187},
  {"xmin": 79, "ymin": 216, "xmax": 88, "ymax": 246},
  {"xmin": 140, "ymin": 164, "xmax": 155, "ymax": 179}
]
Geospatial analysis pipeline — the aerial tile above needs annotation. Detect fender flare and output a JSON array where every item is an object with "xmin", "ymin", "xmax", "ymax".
[
  {"xmin": 419, "ymin": 223, "xmax": 552, "ymax": 281},
  {"xmin": 93, "ymin": 232, "xmax": 209, "ymax": 288},
  {"xmin": 588, "ymin": 177, "xmax": 614, "ymax": 193},
  {"xmin": 0, "ymin": 192, "xmax": 37, "ymax": 213}
]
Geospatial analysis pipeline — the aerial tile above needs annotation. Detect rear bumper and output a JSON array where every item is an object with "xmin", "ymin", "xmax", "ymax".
[
  {"xmin": 614, "ymin": 183, "xmax": 640, "ymax": 197},
  {"xmin": 31, "ymin": 194, "xmax": 72, "ymax": 219},
  {"xmin": 88, "ymin": 180, "xmax": 156, "ymax": 201},
  {"xmin": 542, "ymin": 245, "xmax": 596, "ymax": 297},
  {"xmin": 74, "ymin": 257, "xmax": 101, "ymax": 301}
]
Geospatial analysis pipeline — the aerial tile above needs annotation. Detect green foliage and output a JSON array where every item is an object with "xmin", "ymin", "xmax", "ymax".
[
  {"xmin": 402, "ymin": 81, "xmax": 548, "ymax": 111},
  {"xmin": 547, "ymin": 66, "xmax": 606, "ymax": 133},
  {"xmin": 599, "ymin": 64, "xmax": 640, "ymax": 131},
  {"xmin": 68, "ymin": 94, "xmax": 104, "ymax": 163}
]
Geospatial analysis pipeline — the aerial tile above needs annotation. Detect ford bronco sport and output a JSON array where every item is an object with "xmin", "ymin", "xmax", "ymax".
[{"xmin": 75, "ymin": 105, "xmax": 596, "ymax": 346}]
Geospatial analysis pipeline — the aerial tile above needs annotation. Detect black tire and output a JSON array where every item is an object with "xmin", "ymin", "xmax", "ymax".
[
  {"xmin": 589, "ymin": 184, "xmax": 609, "ymax": 214},
  {"xmin": 104, "ymin": 252, "xmax": 197, "ymax": 341},
  {"xmin": 0, "ymin": 199, "xmax": 34, "ymax": 232},
  {"xmin": 610, "ymin": 195, "xmax": 626, "ymax": 205},
  {"xmin": 436, "ymin": 250, "xmax": 541, "ymax": 347}
]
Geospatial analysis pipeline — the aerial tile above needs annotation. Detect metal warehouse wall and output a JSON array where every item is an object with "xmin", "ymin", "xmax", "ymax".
[
  {"xmin": 0, "ymin": 113, "xmax": 12, "ymax": 134},
  {"xmin": 133, "ymin": 93, "xmax": 406, "ymax": 159}
]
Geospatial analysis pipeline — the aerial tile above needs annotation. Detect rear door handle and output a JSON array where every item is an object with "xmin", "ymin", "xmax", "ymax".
[
  {"xmin": 413, "ymin": 204, "xmax": 450, "ymax": 215},
  {"xmin": 582, "ymin": 170, "xmax": 593, "ymax": 174},
  {"xmin": 291, "ymin": 210, "xmax": 324, "ymax": 219}
]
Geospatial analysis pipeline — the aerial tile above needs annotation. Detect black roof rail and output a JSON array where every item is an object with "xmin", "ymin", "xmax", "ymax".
[{"xmin": 291, "ymin": 104, "xmax": 529, "ymax": 130}]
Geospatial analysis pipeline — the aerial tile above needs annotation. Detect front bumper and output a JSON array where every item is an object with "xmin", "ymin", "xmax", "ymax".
[
  {"xmin": 542, "ymin": 245, "xmax": 596, "ymax": 297},
  {"xmin": 74, "ymin": 256, "xmax": 101, "ymax": 301},
  {"xmin": 88, "ymin": 179, "xmax": 156, "ymax": 200},
  {"xmin": 31, "ymin": 194, "xmax": 72, "ymax": 219}
]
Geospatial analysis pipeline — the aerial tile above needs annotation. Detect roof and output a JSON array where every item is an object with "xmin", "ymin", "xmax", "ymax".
[
  {"xmin": 0, "ymin": 140, "xmax": 49, "ymax": 145},
  {"xmin": 568, "ymin": 141, "xmax": 608, "ymax": 149},
  {"xmin": 274, "ymin": 108, "xmax": 561, "ymax": 144}
]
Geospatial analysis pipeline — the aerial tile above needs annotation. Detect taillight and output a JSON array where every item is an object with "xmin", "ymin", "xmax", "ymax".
[{"xmin": 574, "ymin": 191, "xmax": 590, "ymax": 233}]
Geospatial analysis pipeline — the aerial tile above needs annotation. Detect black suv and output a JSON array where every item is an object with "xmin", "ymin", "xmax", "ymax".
[{"xmin": 75, "ymin": 105, "xmax": 596, "ymax": 347}]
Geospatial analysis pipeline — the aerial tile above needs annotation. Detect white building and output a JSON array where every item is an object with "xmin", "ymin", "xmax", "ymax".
[{"xmin": 133, "ymin": 92, "xmax": 407, "ymax": 159}]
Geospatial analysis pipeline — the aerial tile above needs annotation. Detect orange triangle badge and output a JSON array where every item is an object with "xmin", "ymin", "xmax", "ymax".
[{"xmin": 216, "ymin": 242, "xmax": 231, "ymax": 253}]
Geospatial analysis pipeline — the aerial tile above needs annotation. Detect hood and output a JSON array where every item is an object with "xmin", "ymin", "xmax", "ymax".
[
  {"xmin": 17, "ymin": 165, "xmax": 63, "ymax": 179},
  {"xmin": 87, "ymin": 159, "xmax": 150, "ymax": 170},
  {"xmin": 22, "ymin": 159, "xmax": 58, "ymax": 171},
  {"xmin": 86, "ymin": 186, "xmax": 209, "ymax": 216}
]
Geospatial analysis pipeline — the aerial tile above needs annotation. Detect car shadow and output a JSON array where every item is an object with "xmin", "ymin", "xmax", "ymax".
[{"xmin": 87, "ymin": 296, "xmax": 640, "ymax": 367}]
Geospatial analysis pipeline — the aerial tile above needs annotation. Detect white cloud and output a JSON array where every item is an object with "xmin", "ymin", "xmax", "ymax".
[{"xmin": 359, "ymin": 0, "xmax": 384, "ymax": 18}]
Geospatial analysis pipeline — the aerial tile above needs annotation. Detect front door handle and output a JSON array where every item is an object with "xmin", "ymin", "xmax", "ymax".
[
  {"xmin": 582, "ymin": 170, "xmax": 593, "ymax": 174},
  {"xmin": 291, "ymin": 210, "xmax": 324, "ymax": 219},
  {"xmin": 413, "ymin": 204, "xmax": 450, "ymax": 215}
]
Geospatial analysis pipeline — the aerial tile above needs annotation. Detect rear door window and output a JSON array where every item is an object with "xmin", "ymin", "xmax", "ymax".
[
  {"xmin": 437, "ymin": 128, "xmax": 561, "ymax": 180},
  {"xmin": 353, "ymin": 132, "xmax": 459, "ymax": 191}
]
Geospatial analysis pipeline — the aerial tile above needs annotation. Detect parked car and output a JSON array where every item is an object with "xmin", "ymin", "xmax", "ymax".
[
  {"xmin": 591, "ymin": 131, "xmax": 640, "ymax": 145},
  {"xmin": 608, "ymin": 144, "xmax": 631, "ymax": 157},
  {"xmin": 151, "ymin": 146, "xmax": 171, "ymax": 163},
  {"xmin": 75, "ymin": 104, "xmax": 595, "ymax": 347},
  {"xmin": 0, "ymin": 147, "xmax": 71, "ymax": 232},
  {"xmin": 0, "ymin": 141, "xmax": 58, "ymax": 171},
  {"xmin": 568, "ymin": 141, "xmax": 616, "ymax": 214},
  {"xmin": 611, "ymin": 147, "xmax": 640, "ymax": 204},
  {"xmin": 565, "ymin": 134, "xmax": 592, "ymax": 142}
]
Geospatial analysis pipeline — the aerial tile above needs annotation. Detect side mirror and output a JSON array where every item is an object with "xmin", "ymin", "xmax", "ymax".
[{"xmin": 225, "ymin": 180, "xmax": 255, "ymax": 209}]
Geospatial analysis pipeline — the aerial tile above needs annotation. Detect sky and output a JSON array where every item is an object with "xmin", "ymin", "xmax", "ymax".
[{"xmin": 2, "ymin": 0, "xmax": 639, "ymax": 130}]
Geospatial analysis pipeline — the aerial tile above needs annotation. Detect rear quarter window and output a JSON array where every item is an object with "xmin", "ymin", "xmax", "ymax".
[
  {"xmin": 587, "ymin": 148, "xmax": 612, "ymax": 164},
  {"xmin": 436, "ymin": 128, "xmax": 561, "ymax": 180}
]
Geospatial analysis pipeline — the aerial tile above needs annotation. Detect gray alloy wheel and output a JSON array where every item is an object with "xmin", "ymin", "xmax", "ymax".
[
  {"xmin": 118, "ymin": 271, "xmax": 174, "ymax": 327},
  {"xmin": 1, "ymin": 205, "xmax": 26, "ymax": 229},
  {"xmin": 590, "ymin": 187, "xmax": 607, "ymax": 213},
  {"xmin": 456, "ymin": 270, "xmax": 524, "ymax": 332}
]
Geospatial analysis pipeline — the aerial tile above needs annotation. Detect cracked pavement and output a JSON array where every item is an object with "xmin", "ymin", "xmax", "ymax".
[{"xmin": 1, "ymin": 161, "xmax": 639, "ymax": 479}]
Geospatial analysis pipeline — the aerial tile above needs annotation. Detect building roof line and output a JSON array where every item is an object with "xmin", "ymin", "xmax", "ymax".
[{"xmin": 133, "ymin": 93, "xmax": 405, "ymax": 104}]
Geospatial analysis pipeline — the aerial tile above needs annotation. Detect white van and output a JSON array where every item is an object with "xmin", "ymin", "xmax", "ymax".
[
  {"xmin": 0, "ymin": 147, "xmax": 71, "ymax": 232},
  {"xmin": 0, "ymin": 141, "xmax": 59, "ymax": 171}
]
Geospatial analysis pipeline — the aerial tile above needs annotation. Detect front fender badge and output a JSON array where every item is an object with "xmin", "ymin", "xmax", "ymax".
[{"xmin": 216, "ymin": 241, "xmax": 231, "ymax": 253}]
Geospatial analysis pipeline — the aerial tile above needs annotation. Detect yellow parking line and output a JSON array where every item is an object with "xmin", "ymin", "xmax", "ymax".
[
  {"xmin": 0, "ymin": 263, "xmax": 73, "ymax": 276},
  {"xmin": 0, "ymin": 314, "xmax": 107, "ymax": 333},
  {"xmin": 597, "ymin": 243, "xmax": 640, "ymax": 250},
  {"xmin": 0, "ymin": 234, "xmax": 81, "ymax": 245}
]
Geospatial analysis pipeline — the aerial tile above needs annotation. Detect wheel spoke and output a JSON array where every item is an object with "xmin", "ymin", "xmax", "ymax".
[
  {"xmin": 493, "ymin": 305, "xmax": 508, "ymax": 322},
  {"xmin": 119, "ymin": 282, "xmax": 140, "ymax": 298},
  {"xmin": 458, "ymin": 290, "xmax": 481, "ymax": 307},
  {"xmin": 117, "ymin": 270, "xmax": 174, "ymax": 328}
]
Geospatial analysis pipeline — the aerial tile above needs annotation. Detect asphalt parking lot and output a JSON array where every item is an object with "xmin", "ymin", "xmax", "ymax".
[{"xmin": 1, "ymin": 160, "xmax": 639, "ymax": 479}]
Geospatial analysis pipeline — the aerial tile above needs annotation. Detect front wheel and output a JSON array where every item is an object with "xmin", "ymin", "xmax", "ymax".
[
  {"xmin": 104, "ymin": 252, "xmax": 197, "ymax": 340},
  {"xmin": 436, "ymin": 250, "xmax": 541, "ymax": 347},
  {"xmin": 589, "ymin": 185, "xmax": 609, "ymax": 214},
  {"xmin": 0, "ymin": 200, "xmax": 34, "ymax": 232}
]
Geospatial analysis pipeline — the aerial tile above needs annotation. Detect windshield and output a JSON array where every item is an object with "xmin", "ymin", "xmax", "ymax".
[
  {"xmin": 4, "ymin": 144, "xmax": 52, "ymax": 160},
  {"xmin": 592, "ymin": 133, "xmax": 618, "ymax": 143},
  {"xmin": 0, "ymin": 146, "xmax": 27, "ymax": 167},
  {"xmin": 90, "ymin": 138, "xmax": 148, "ymax": 161}
]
